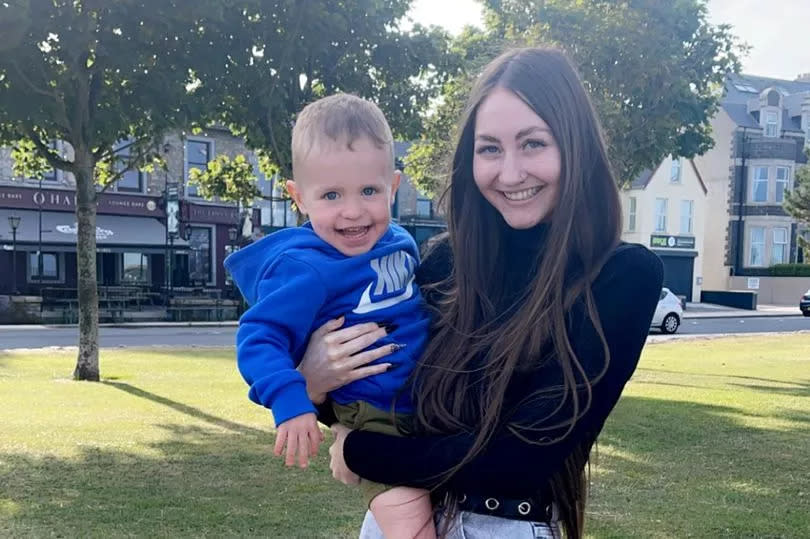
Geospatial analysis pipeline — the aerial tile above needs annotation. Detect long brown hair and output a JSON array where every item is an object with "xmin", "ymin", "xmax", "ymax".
[{"xmin": 412, "ymin": 47, "xmax": 622, "ymax": 538}]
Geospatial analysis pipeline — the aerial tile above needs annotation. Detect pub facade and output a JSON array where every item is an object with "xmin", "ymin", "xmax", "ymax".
[{"xmin": 0, "ymin": 127, "xmax": 259, "ymax": 313}]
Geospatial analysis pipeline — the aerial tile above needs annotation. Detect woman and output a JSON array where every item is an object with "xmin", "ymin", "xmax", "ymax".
[{"xmin": 299, "ymin": 47, "xmax": 663, "ymax": 538}]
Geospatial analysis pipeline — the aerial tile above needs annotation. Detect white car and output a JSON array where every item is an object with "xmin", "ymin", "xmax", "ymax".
[{"xmin": 651, "ymin": 287, "xmax": 683, "ymax": 334}]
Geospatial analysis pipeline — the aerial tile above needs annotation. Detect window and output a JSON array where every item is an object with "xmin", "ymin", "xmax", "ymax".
[
  {"xmin": 654, "ymin": 198, "xmax": 668, "ymax": 232},
  {"xmin": 669, "ymin": 158, "xmax": 681, "ymax": 183},
  {"xmin": 772, "ymin": 228, "xmax": 788, "ymax": 265},
  {"xmin": 733, "ymin": 83, "xmax": 757, "ymax": 93},
  {"xmin": 41, "ymin": 141, "xmax": 60, "ymax": 182},
  {"xmin": 121, "ymin": 252, "xmax": 150, "ymax": 283},
  {"xmin": 748, "ymin": 227, "xmax": 765, "ymax": 267},
  {"xmin": 752, "ymin": 166, "xmax": 768, "ymax": 202},
  {"xmin": 765, "ymin": 111, "xmax": 778, "ymax": 138},
  {"xmin": 680, "ymin": 200, "xmax": 694, "ymax": 234},
  {"xmin": 113, "ymin": 143, "xmax": 145, "ymax": 192},
  {"xmin": 775, "ymin": 167, "xmax": 789, "ymax": 203},
  {"xmin": 416, "ymin": 199, "xmax": 432, "ymax": 218},
  {"xmin": 628, "ymin": 196, "xmax": 637, "ymax": 232},
  {"xmin": 186, "ymin": 139, "xmax": 212, "ymax": 197},
  {"xmin": 28, "ymin": 252, "xmax": 59, "ymax": 280},
  {"xmin": 188, "ymin": 227, "xmax": 212, "ymax": 284}
]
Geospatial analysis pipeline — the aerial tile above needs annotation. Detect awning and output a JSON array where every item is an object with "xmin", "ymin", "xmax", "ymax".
[{"xmin": 0, "ymin": 209, "xmax": 189, "ymax": 253}]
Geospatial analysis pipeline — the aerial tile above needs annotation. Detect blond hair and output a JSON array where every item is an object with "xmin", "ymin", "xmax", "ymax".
[{"xmin": 291, "ymin": 93, "xmax": 394, "ymax": 177}]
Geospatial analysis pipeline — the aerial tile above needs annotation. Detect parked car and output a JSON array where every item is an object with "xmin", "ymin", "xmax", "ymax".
[
  {"xmin": 800, "ymin": 289, "xmax": 810, "ymax": 317},
  {"xmin": 652, "ymin": 287, "xmax": 683, "ymax": 334}
]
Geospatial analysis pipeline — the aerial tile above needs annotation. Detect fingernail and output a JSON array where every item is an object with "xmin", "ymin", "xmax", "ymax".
[
  {"xmin": 389, "ymin": 343, "xmax": 407, "ymax": 352},
  {"xmin": 386, "ymin": 363, "xmax": 399, "ymax": 372},
  {"xmin": 380, "ymin": 323, "xmax": 399, "ymax": 334}
]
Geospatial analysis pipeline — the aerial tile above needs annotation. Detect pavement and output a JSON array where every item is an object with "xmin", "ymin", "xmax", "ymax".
[
  {"xmin": 682, "ymin": 302, "xmax": 802, "ymax": 319},
  {"xmin": 0, "ymin": 303, "xmax": 803, "ymax": 332}
]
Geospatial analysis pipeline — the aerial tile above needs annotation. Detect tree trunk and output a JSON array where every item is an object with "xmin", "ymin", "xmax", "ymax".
[{"xmin": 72, "ymin": 150, "xmax": 100, "ymax": 381}]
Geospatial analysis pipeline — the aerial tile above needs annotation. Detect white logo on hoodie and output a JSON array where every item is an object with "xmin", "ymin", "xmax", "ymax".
[{"xmin": 353, "ymin": 251, "xmax": 415, "ymax": 314}]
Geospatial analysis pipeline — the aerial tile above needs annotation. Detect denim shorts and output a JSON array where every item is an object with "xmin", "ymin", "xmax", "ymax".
[{"xmin": 358, "ymin": 508, "xmax": 560, "ymax": 538}]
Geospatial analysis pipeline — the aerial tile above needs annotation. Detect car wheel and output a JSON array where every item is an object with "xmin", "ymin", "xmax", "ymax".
[{"xmin": 661, "ymin": 313, "xmax": 680, "ymax": 334}]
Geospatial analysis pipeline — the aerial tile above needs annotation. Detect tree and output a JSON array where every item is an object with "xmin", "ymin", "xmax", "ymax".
[
  {"xmin": 189, "ymin": 0, "xmax": 457, "ymax": 182},
  {"xmin": 188, "ymin": 153, "xmax": 264, "ymax": 230},
  {"xmin": 784, "ymin": 150, "xmax": 810, "ymax": 252},
  {"xmin": 0, "ymin": 0, "xmax": 204, "ymax": 380},
  {"xmin": 406, "ymin": 0, "xmax": 745, "ymax": 195}
]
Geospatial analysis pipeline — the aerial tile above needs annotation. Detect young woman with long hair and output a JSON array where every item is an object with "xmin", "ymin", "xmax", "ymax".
[{"xmin": 298, "ymin": 47, "xmax": 664, "ymax": 538}]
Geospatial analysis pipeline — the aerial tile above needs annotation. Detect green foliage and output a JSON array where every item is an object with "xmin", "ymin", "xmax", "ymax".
[
  {"xmin": 10, "ymin": 139, "xmax": 50, "ymax": 180},
  {"xmin": 769, "ymin": 264, "xmax": 810, "ymax": 277},
  {"xmin": 190, "ymin": 0, "xmax": 457, "ymax": 180},
  {"xmin": 0, "ymin": 0, "xmax": 203, "ymax": 185},
  {"xmin": 188, "ymin": 154, "xmax": 262, "ymax": 209},
  {"xmin": 406, "ymin": 0, "xmax": 745, "ymax": 196}
]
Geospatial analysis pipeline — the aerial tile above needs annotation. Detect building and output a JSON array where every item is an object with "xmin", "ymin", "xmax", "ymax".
[
  {"xmin": 621, "ymin": 156, "xmax": 707, "ymax": 302},
  {"xmin": 693, "ymin": 73, "xmax": 810, "ymax": 303},
  {"xmin": 1, "ymin": 133, "xmax": 445, "ymax": 321},
  {"xmin": 392, "ymin": 142, "xmax": 446, "ymax": 247},
  {"xmin": 0, "ymin": 127, "xmax": 256, "ymax": 300}
]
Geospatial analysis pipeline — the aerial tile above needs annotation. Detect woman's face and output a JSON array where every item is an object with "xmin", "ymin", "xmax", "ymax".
[{"xmin": 472, "ymin": 87, "xmax": 562, "ymax": 229}]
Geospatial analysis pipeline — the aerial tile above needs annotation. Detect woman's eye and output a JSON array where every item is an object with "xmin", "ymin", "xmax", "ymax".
[
  {"xmin": 362, "ymin": 187, "xmax": 378, "ymax": 196},
  {"xmin": 475, "ymin": 145, "xmax": 499, "ymax": 155},
  {"xmin": 323, "ymin": 192, "xmax": 339, "ymax": 200},
  {"xmin": 523, "ymin": 139, "xmax": 547, "ymax": 150}
]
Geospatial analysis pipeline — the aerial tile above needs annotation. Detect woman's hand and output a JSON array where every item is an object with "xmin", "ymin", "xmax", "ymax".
[
  {"xmin": 297, "ymin": 317, "xmax": 396, "ymax": 404},
  {"xmin": 329, "ymin": 423, "xmax": 360, "ymax": 485}
]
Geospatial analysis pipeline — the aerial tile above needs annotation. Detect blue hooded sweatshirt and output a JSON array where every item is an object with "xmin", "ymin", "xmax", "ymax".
[{"xmin": 225, "ymin": 223, "xmax": 430, "ymax": 427}]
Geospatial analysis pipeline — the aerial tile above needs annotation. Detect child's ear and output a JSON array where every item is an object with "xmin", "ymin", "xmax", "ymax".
[
  {"xmin": 286, "ymin": 180, "xmax": 307, "ymax": 215},
  {"xmin": 389, "ymin": 170, "xmax": 401, "ymax": 204}
]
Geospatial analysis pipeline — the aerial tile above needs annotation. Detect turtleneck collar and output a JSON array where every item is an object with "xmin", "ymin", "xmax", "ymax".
[{"xmin": 502, "ymin": 221, "xmax": 550, "ymax": 254}]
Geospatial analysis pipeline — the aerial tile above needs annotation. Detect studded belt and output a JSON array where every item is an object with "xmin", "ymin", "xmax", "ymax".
[{"xmin": 456, "ymin": 492, "xmax": 556, "ymax": 523}]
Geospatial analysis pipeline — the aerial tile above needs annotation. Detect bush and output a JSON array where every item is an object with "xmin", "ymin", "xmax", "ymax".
[{"xmin": 769, "ymin": 263, "xmax": 810, "ymax": 276}]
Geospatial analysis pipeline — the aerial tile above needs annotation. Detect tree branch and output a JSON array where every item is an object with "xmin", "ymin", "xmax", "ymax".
[
  {"xmin": 98, "ymin": 142, "xmax": 154, "ymax": 193},
  {"xmin": 27, "ymin": 130, "xmax": 77, "ymax": 174}
]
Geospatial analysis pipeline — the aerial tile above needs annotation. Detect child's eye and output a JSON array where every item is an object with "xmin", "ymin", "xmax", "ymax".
[
  {"xmin": 523, "ymin": 139, "xmax": 547, "ymax": 150},
  {"xmin": 362, "ymin": 187, "xmax": 378, "ymax": 196},
  {"xmin": 475, "ymin": 145, "xmax": 499, "ymax": 155},
  {"xmin": 323, "ymin": 191, "xmax": 339, "ymax": 200}
]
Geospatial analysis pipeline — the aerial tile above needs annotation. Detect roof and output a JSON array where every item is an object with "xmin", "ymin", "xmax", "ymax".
[
  {"xmin": 725, "ymin": 73, "xmax": 810, "ymax": 105},
  {"xmin": 723, "ymin": 73, "xmax": 810, "ymax": 132},
  {"xmin": 628, "ymin": 159, "xmax": 707, "ymax": 195}
]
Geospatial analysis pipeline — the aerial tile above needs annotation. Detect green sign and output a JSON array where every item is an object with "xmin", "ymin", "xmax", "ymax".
[{"xmin": 650, "ymin": 235, "xmax": 695, "ymax": 249}]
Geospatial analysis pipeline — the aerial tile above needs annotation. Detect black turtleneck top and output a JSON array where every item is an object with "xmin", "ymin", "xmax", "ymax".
[{"xmin": 342, "ymin": 226, "xmax": 663, "ymax": 498}]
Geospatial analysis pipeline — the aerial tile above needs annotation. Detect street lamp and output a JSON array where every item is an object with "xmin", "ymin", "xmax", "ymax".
[{"xmin": 8, "ymin": 215, "xmax": 21, "ymax": 294}]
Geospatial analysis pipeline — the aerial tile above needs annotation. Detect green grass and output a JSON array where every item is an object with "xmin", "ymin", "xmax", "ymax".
[{"xmin": 1, "ymin": 335, "xmax": 808, "ymax": 538}]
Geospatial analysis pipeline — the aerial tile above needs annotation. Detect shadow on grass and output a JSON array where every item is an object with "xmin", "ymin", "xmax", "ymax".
[
  {"xmin": 636, "ymin": 367, "xmax": 804, "ymax": 387},
  {"xmin": 101, "ymin": 381, "xmax": 265, "ymax": 436},
  {"xmin": 590, "ymin": 395, "xmax": 809, "ymax": 538},
  {"xmin": 0, "ymin": 424, "xmax": 364, "ymax": 538}
]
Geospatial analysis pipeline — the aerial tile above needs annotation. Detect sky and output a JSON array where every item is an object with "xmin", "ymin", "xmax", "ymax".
[{"xmin": 408, "ymin": 0, "xmax": 808, "ymax": 81}]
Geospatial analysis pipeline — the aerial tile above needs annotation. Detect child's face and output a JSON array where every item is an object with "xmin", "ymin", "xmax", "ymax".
[{"xmin": 287, "ymin": 138, "xmax": 400, "ymax": 256}]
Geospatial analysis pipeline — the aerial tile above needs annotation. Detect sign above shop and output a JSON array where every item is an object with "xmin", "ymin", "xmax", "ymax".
[
  {"xmin": 650, "ymin": 234, "xmax": 695, "ymax": 250},
  {"xmin": 0, "ymin": 185, "xmax": 164, "ymax": 217}
]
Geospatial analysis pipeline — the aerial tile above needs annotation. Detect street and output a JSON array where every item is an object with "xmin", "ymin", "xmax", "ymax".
[{"xmin": 1, "ymin": 316, "xmax": 808, "ymax": 350}]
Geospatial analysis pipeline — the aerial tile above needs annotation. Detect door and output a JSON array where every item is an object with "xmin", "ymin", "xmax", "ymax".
[{"xmin": 659, "ymin": 254, "xmax": 694, "ymax": 302}]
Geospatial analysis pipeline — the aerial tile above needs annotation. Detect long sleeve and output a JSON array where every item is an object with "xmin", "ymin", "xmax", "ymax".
[
  {"xmin": 237, "ymin": 255, "xmax": 328, "ymax": 426},
  {"xmin": 343, "ymin": 245, "xmax": 663, "ymax": 496}
]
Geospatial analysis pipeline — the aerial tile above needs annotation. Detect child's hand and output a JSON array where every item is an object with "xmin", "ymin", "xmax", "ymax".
[{"xmin": 274, "ymin": 412, "xmax": 322, "ymax": 468}]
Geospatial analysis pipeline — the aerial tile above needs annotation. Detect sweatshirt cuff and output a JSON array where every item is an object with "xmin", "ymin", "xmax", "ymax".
[{"xmin": 269, "ymin": 381, "xmax": 317, "ymax": 426}]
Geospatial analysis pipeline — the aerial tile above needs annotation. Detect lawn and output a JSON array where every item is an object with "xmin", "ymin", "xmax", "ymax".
[{"xmin": 1, "ymin": 335, "xmax": 808, "ymax": 538}]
